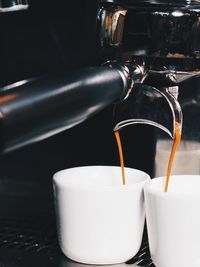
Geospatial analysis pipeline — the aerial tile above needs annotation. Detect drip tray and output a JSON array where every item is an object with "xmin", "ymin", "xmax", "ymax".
[
  {"xmin": 127, "ymin": 241, "xmax": 154, "ymax": 266},
  {"xmin": 0, "ymin": 216, "xmax": 155, "ymax": 267}
]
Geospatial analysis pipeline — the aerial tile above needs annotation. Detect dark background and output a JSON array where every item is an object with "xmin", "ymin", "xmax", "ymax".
[{"xmin": 0, "ymin": 0, "xmax": 156, "ymax": 216}]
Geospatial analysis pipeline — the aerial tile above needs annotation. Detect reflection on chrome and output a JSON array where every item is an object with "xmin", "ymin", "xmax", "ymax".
[
  {"xmin": 171, "ymin": 10, "xmax": 184, "ymax": 17},
  {"xmin": 98, "ymin": 7, "xmax": 127, "ymax": 47},
  {"xmin": 113, "ymin": 84, "xmax": 182, "ymax": 139},
  {"xmin": 2, "ymin": 79, "xmax": 29, "ymax": 91},
  {"xmin": 98, "ymin": 1, "xmax": 200, "ymax": 71}
]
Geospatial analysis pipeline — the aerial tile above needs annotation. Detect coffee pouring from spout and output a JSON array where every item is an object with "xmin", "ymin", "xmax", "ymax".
[{"xmin": 106, "ymin": 59, "xmax": 183, "ymax": 139}]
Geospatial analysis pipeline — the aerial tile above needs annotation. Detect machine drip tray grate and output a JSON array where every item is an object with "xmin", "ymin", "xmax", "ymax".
[
  {"xmin": 0, "ymin": 216, "xmax": 60, "ymax": 257},
  {"xmin": 0, "ymin": 217, "xmax": 155, "ymax": 266},
  {"xmin": 127, "ymin": 240, "xmax": 155, "ymax": 266}
]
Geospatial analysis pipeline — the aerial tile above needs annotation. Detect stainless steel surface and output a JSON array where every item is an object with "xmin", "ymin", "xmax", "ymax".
[
  {"xmin": 0, "ymin": 0, "xmax": 28, "ymax": 12},
  {"xmin": 98, "ymin": 0, "xmax": 200, "ymax": 70},
  {"xmin": 98, "ymin": 0, "xmax": 200, "ymax": 83}
]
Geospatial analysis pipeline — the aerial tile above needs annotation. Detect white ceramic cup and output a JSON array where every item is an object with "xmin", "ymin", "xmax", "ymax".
[
  {"xmin": 144, "ymin": 175, "xmax": 200, "ymax": 267},
  {"xmin": 53, "ymin": 166, "xmax": 150, "ymax": 265}
]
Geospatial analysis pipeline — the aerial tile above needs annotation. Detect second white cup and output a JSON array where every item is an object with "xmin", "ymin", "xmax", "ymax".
[
  {"xmin": 53, "ymin": 166, "xmax": 150, "ymax": 265},
  {"xmin": 145, "ymin": 175, "xmax": 200, "ymax": 267}
]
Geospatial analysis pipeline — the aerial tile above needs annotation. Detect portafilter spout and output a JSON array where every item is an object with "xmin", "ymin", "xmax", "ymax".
[
  {"xmin": 113, "ymin": 83, "xmax": 183, "ymax": 139},
  {"xmin": 110, "ymin": 59, "xmax": 183, "ymax": 139}
]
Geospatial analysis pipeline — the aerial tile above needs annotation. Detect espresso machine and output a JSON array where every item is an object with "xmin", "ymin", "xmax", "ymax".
[{"xmin": 0, "ymin": 0, "xmax": 200, "ymax": 266}]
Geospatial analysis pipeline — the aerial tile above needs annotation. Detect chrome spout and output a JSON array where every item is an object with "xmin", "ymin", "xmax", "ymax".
[{"xmin": 113, "ymin": 84, "xmax": 183, "ymax": 139}]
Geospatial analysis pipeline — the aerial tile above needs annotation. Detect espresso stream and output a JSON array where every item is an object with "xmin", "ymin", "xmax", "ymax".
[
  {"xmin": 164, "ymin": 122, "xmax": 181, "ymax": 192},
  {"xmin": 115, "ymin": 123, "xmax": 181, "ymax": 191},
  {"xmin": 114, "ymin": 131, "xmax": 126, "ymax": 185}
]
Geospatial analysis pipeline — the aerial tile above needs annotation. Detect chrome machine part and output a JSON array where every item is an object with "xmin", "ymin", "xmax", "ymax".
[
  {"xmin": 98, "ymin": 0, "xmax": 200, "ymax": 80},
  {"xmin": 103, "ymin": 59, "xmax": 147, "ymax": 99},
  {"xmin": 113, "ymin": 84, "xmax": 182, "ymax": 138}
]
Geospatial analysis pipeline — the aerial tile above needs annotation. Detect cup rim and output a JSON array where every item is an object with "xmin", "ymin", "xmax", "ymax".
[
  {"xmin": 53, "ymin": 165, "xmax": 150, "ymax": 191},
  {"xmin": 144, "ymin": 175, "xmax": 200, "ymax": 198}
]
